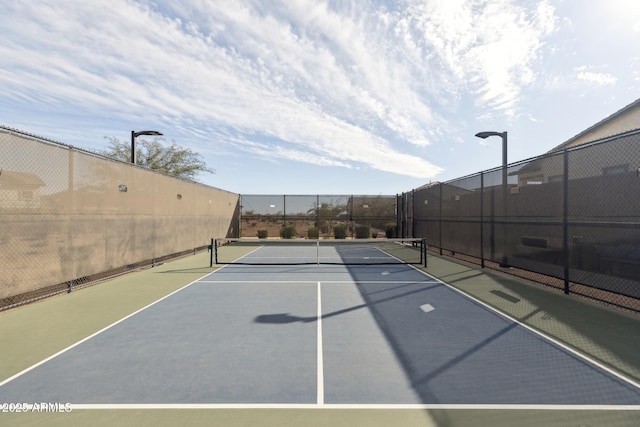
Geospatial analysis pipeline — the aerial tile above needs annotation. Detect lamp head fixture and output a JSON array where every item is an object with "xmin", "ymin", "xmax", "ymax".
[{"xmin": 475, "ymin": 131, "xmax": 506, "ymax": 139}]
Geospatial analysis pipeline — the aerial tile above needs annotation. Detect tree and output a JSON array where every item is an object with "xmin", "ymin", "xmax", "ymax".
[
  {"xmin": 308, "ymin": 201, "xmax": 347, "ymax": 235},
  {"xmin": 101, "ymin": 136, "xmax": 214, "ymax": 181}
]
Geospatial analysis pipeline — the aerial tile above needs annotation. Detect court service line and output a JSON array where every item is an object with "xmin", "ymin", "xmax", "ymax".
[
  {"xmin": 317, "ymin": 281, "xmax": 325, "ymax": 405},
  {"xmin": 198, "ymin": 280, "xmax": 439, "ymax": 284},
  {"xmin": 199, "ymin": 280, "xmax": 319, "ymax": 284},
  {"xmin": 0, "ymin": 273, "xmax": 212, "ymax": 388}
]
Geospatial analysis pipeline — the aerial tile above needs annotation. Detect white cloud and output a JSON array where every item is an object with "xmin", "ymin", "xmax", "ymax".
[
  {"xmin": 397, "ymin": 0, "xmax": 557, "ymax": 115},
  {"xmin": 0, "ymin": 0, "xmax": 559, "ymax": 182},
  {"xmin": 577, "ymin": 72, "xmax": 617, "ymax": 85},
  {"xmin": 576, "ymin": 69, "xmax": 617, "ymax": 86}
]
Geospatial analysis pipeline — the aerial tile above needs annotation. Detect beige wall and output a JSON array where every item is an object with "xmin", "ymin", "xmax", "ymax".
[
  {"xmin": 0, "ymin": 128, "xmax": 239, "ymax": 299},
  {"xmin": 564, "ymin": 103, "xmax": 640, "ymax": 148}
]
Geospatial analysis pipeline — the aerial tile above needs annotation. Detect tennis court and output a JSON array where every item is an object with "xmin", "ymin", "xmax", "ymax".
[{"xmin": 1, "ymin": 240, "xmax": 639, "ymax": 426}]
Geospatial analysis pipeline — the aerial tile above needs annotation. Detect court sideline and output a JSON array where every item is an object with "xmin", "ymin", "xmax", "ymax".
[{"xmin": 1, "ymin": 250, "xmax": 639, "ymax": 426}]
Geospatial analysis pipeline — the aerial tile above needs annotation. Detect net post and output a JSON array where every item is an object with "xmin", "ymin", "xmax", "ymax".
[
  {"xmin": 209, "ymin": 238, "xmax": 214, "ymax": 267},
  {"xmin": 316, "ymin": 238, "xmax": 320, "ymax": 267},
  {"xmin": 422, "ymin": 238, "xmax": 427, "ymax": 267}
]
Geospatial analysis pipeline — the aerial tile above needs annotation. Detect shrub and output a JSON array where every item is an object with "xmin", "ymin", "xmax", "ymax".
[
  {"xmin": 385, "ymin": 223, "xmax": 397, "ymax": 238},
  {"xmin": 257, "ymin": 229, "xmax": 268, "ymax": 239},
  {"xmin": 280, "ymin": 225, "xmax": 296, "ymax": 239},
  {"xmin": 333, "ymin": 224, "xmax": 347, "ymax": 239},
  {"xmin": 355, "ymin": 225, "xmax": 370, "ymax": 239},
  {"xmin": 371, "ymin": 230, "xmax": 378, "ymax": 238},
  {"xmin": 307, "ymin": 226, "xmax": 319, "ymax": 239}
]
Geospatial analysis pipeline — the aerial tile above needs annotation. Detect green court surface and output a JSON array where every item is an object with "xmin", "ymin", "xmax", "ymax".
[
  {"xmin": 1, "ymin": 250, "xmax": 639, "ymax": 427},
  {"xmin": 3, "ymin": 407, "xmax": 640, "ymax": 427}
]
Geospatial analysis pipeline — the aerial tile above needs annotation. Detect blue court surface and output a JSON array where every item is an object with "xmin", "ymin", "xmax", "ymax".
[{"xmin": 1, "ymin": 257, "xmax": 640, "ymax": 411}]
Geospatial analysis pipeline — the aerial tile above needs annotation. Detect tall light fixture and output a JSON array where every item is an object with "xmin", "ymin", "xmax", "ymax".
[
  {"xmin": 131, "ymin": 130, "xmax": 163, "ymax": 164},
  {"xmin": 475, "ymin": 131, "xmax": 508, "ymax": 267}
]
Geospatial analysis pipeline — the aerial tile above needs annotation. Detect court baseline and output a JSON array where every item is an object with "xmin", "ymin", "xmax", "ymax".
[{"xmin": 0, "ymin": 264, "xmax": 639, "ymax": 408}]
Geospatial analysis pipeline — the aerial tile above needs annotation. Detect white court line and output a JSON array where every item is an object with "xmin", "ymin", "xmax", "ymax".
[
  {"xmin": 6, "ymin": 261, "xmax": 638, "ymax": 407},
  {"xmin": 405, "ymin": 263, "xmax": 640, "ymax": 391},
  {"xmin": 199, "ymin": 280, "xmax": 321, "ymax": 284},
  {"xmin": 198, "ymin": 280, "xmax": 440, "ymax": 284},
  {"xmin": 317, "ymin": 281, "xmax": 324, "ymax": 405},
  {"xmin": 0, "ymin": 273, "xmax": 212, "ymax": 388},
  {"xmin": 68, "ymin": 403, "xmax": 640, "ymax": 410}
]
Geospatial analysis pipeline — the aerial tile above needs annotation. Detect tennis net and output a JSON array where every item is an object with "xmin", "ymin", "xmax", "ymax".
[{"xmin": 212, "ymin": 238, "xmax": 427, "ymax": 266}]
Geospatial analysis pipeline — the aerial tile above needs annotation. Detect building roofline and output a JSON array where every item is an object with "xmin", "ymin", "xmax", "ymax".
[{"xmin": 548, "ymin": 98, "xmax": 640, "ymax": 152}]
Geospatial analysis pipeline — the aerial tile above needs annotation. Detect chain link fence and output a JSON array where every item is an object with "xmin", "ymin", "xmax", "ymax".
[
  {"xmin": 0, "ymin": 126, "xmax": 239, "ymax": 310},
  {"xmin": 239, "ymin": 194, "xmax": 397, "ymax": 239},
  {"xmin": 398, "ymin": 129, "xmax": 640, "ymax": 313},
  {"xmin": 5, "ymin": 124, "xmax": 638, "ymax": 313}
]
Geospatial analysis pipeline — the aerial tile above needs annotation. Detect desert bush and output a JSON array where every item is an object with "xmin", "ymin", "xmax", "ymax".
[
  {"xmin": 257, "ymin": 229, "xmax": 268, "ymax": 239},
  {"xmin": 307, "ymin": 226, "xmax": 319, "ymax": 239},
  {"xmin": 355, "ymin": 225, "xmax": 370, "ymax": 239},
  {"xmin": 280, "ymin": 225, "xmax": 296, "ymax": 239},
  {"xmin": 333, "ymin": 224, "xmax": 347, "ymax": 239},
  {"xmin": 385, "ymin": 223, "xmax": 397, "ymax": 238}
]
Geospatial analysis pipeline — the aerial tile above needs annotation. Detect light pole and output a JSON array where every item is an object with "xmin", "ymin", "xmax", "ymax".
[
  {"xmin": 131, "ymin": 130, "xmax": 163, "ymax": 164},
  {"xmin": 475, "ymin": 131, "xmax": 508, "ymax": 267}
]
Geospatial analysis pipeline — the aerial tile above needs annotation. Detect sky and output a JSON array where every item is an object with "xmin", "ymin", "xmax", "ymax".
[{"xmin": 1, "ymin": 0, "xmax": 639, "ymax": 195}]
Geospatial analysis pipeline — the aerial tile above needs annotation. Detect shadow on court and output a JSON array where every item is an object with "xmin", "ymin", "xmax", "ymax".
[
  {"xmin": 254, "ymin": 282, "xmax": 441, "ymax": 325},
  {"xmin": 341, "ymin": 259, "xmax": 640, "ymax": 408},
  {"xmin": 422, "ymin": 254, "xmax": 640, "ymax": 384},
  {"xmin": 2, "ymin": 249, "xmax": 639, "ymax": 426}
]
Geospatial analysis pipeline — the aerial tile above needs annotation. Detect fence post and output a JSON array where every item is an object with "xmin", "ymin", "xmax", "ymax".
[
  {"xmin": 439, "ymin": 183, "xmax": 443, "ymax": 256},
  {"xmin": 396, "ymin": 194, "xmax": 401, "ymax": 238},
  {"xmin": 238, "ymin": 195, "xmax": 242, "ymax": 238},
  {"xmin": 423, "ymin": 238, "xmax": 428, "ymax": 267},
  {"xmin": 563, "ymin": 150, "xmax": 570, "ymax": 294},
  {"xmin": 411, "ymin": 189, "xmax": 415, "ymax": 239},
  {"xmin": 480, "ymin": 172, "xmax": 485, "ymax": 268},
  {"xmin": 283, "ymin": 195, "xmax": 286, "ymax": 227}
]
